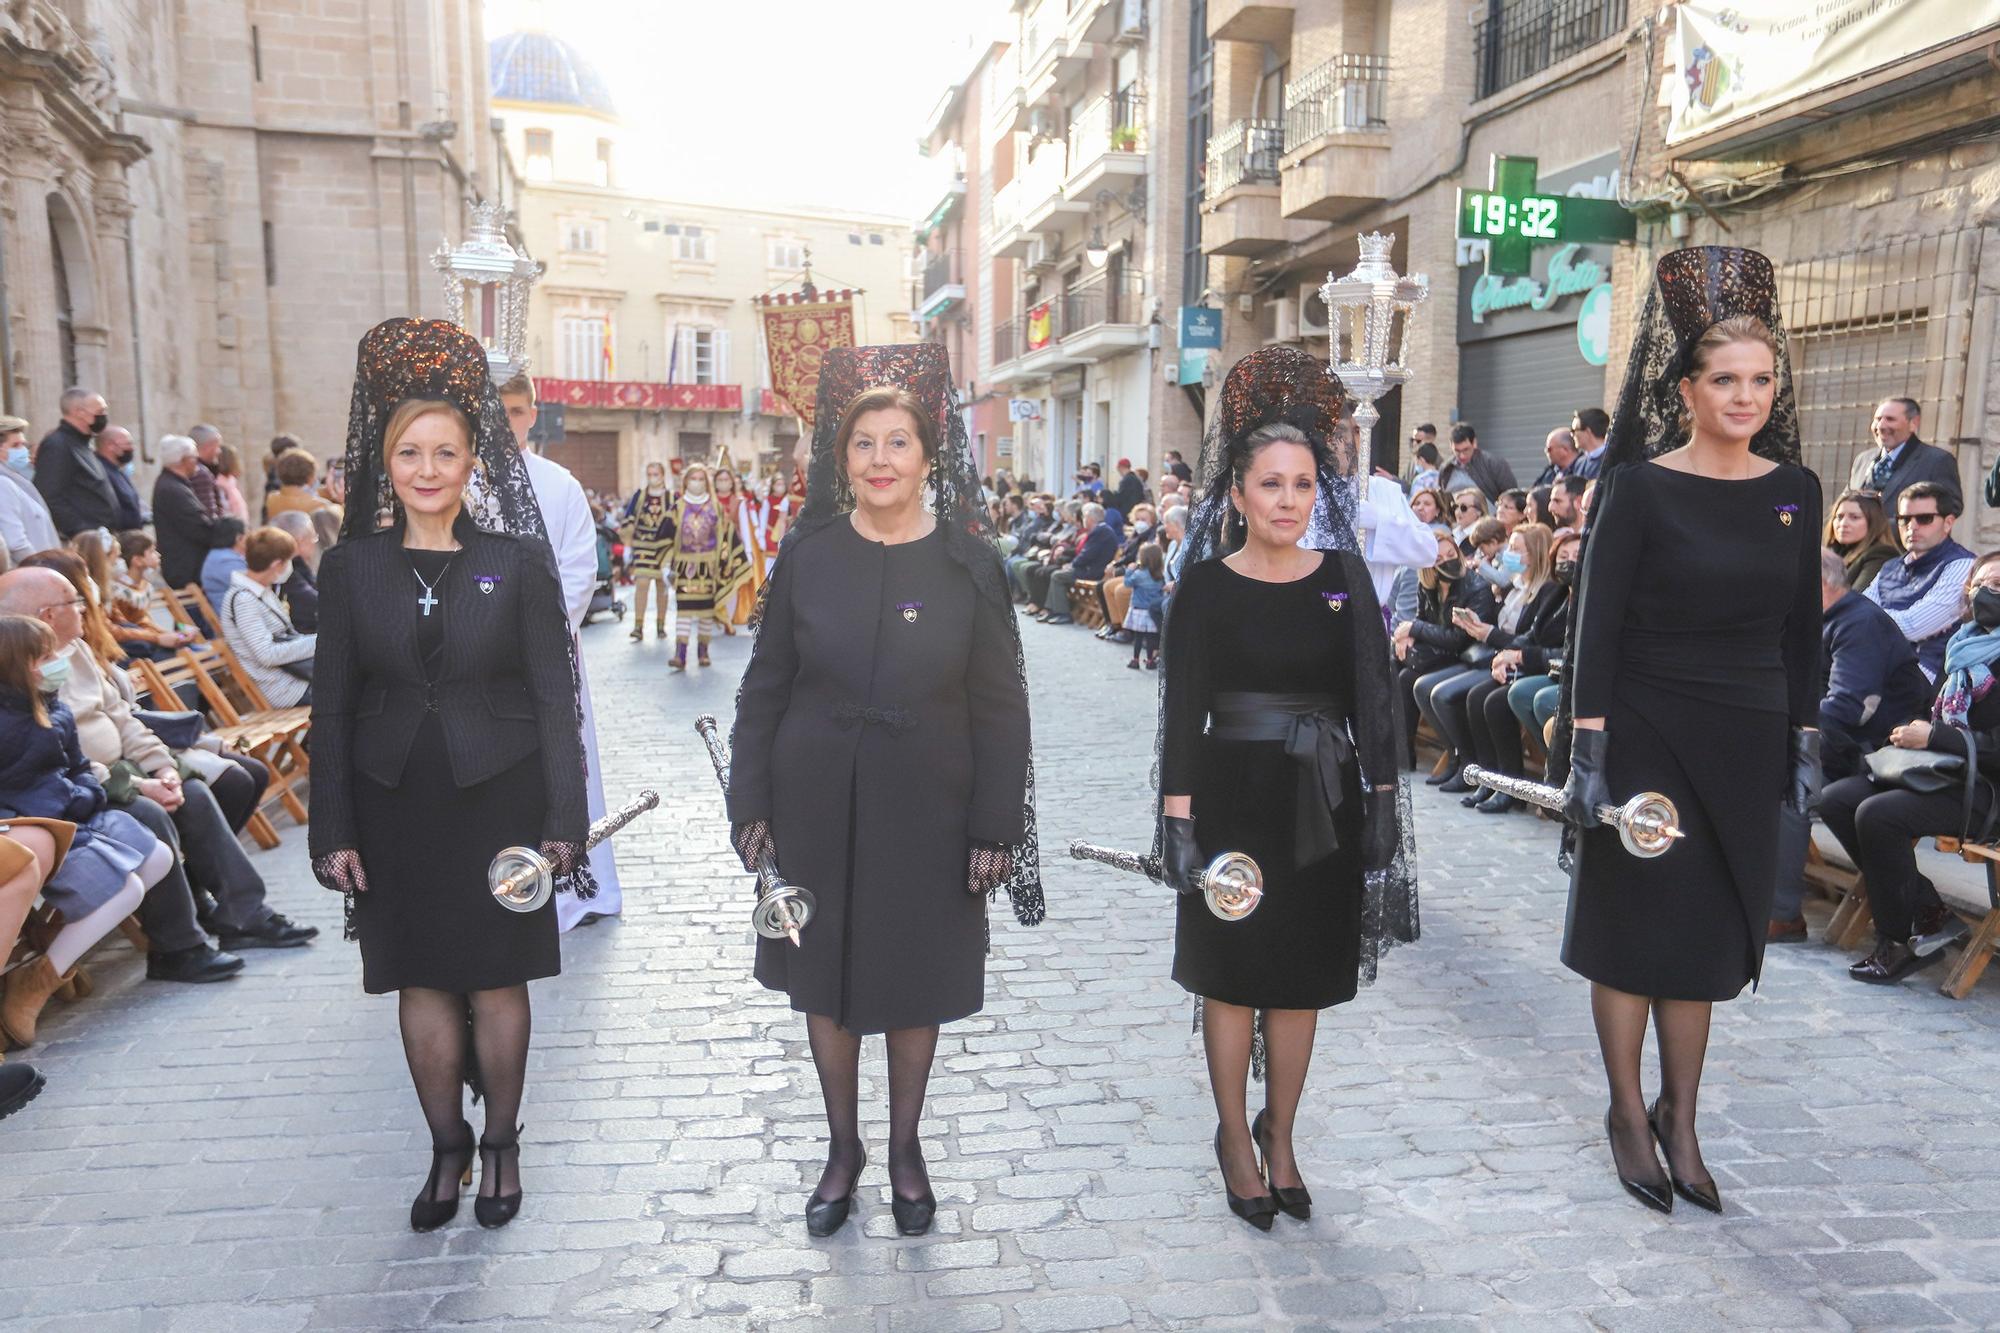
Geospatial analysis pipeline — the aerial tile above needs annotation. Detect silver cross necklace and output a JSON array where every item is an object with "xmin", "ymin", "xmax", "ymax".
[{"xmin": 412, "ymin": 555, "xmax": 456, "ymax": 617}]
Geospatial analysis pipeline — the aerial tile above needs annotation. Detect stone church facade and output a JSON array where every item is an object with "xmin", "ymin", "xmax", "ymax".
[{"xmin": 0, "ymin": 0, "xmax": 506, "ymax": 476}]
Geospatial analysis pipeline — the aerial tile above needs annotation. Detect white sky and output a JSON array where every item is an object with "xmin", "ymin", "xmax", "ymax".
[{"xmin": 485, "ymin": 0, "xmax": 1005, "ymax": 219}]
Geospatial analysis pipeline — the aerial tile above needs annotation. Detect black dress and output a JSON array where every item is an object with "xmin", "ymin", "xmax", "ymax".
[
  {"xmin": 310, "ymin": 518, "xmax": 583, "ymax": 996},
  {"xmin": 1160, "ymin": 554, "xmax": 1369, "ymax": 1010},
  {"xmin": 1563, "ymin": 462, "xmax": 1820, "ymax": 1000},
  {"xmin": 728, "ymin": 519, "xmax": 1031, "ymax": 1034}
]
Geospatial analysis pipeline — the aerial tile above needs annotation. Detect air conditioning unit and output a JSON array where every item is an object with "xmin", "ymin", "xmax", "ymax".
[
  {"xmin": 1297, "ymin": 280, "xmax": 1332, "ymax": 337},
  {"xmin": 1270, "ymin": 294, "xmax": 1299, "ymax": 343},
  {"xmin": 1025, "ymin": 234, "xmax": 1061, "ymax": 270}
]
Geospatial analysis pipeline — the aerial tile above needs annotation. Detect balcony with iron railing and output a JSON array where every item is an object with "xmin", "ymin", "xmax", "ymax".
[
  {"xmin": 1280, "ymin": 54, "xmax": 1392, "ymax": 221},
  {"xmin": 1474, "ymin": 0, "xmax": 1628, "ymax": 101},
  {"xmin": 918, "ymin": 249, "xmax": 966, "ymax": 318},
  {"xmin": 1059, "ymin": 270, "xmax": 1148, "ymax": 362},
  {"xmin": 993, "ymin": 316, "xmax": 1024, "ymax": 373},
  {"xmin": 1065, "ymin": 87, "xmax": 1147, "ymax": 195},
  {"xmin": 1200, "ymin": 118, "xmax": 1288, "ymax": 256}
]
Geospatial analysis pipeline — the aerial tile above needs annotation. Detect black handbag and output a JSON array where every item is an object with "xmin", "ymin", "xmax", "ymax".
[
  {"xmin": 1865, "ymin": 744, "xmax": 1965, "ymax": 794},
  {"xmin": 133, "ymin": 709, "xmax": 205, "ymax": 750}
]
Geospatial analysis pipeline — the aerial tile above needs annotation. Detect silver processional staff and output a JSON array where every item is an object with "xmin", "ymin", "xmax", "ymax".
[
  {"xmin": 490, "ymin": 789, "xmax": 660, "ymax": 912},
  {"xmin": 1067, "ymin": 838, "xmax": 1264, "ymax": 921},
  {"xmin": 1461, "ymin": 766, "xmax": 1684, "ymax": 858},
  {"xmin": 693, "ymin": 715, "xmax": 816, "ymax": 946}
]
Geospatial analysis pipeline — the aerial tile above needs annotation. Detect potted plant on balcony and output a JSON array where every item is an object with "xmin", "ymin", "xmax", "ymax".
[{"xmin": 1112, "ymin": 124, "xmax": 1140, "ymax": 153}]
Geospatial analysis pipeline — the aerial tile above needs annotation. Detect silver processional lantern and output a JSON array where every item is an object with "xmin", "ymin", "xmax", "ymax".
[
  {"xmin": 1320, "ymin": 232, "xmax": 1428, "ymax": 475},
  {"xmin": 433, "ymin": 199, "xmax": 540, "ymax": 384}
]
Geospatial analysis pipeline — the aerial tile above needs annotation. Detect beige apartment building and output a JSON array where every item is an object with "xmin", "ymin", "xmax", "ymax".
[
  {"xmin": 490, "ymin": 29, "xmax": 910, "ymax": 499},
  {"xmin": 0, "ymin": 0, "xmax": 502, "ymax": 472}
]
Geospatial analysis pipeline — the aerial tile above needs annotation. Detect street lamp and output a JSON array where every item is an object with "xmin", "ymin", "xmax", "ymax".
[
  {"xmin": 1320, "ymin": 231, "xmax": 1428, "ymax": 475},
  {"xmin": 432, "ymin": 199, "xmax": 540, "ymax": 384}
]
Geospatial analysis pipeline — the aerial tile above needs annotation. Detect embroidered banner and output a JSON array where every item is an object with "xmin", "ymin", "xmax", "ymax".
[
  {"xmin": 755, "ymin": 290, "xmax": 858, "ymax": 428},
  {"xmin": 533, "ymin": 379, "xmax": 742, "ymax": 412}
]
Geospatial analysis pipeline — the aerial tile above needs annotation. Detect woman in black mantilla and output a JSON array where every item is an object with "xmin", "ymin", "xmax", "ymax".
[
  {"xmin": 309, "ymin": 320, "xmax": 591, "ymax": 1233},
  {"xmin": 727, "ymin": 344, "xmax": 1040, "ymax": 1239},
  {"xmin": 1159, "ymin": 346, "xmax": 1414, "ymax": 1231},
  {"xmin": 1556, "ymin": 248, "xmax": 1821, "ymax": 1215}
]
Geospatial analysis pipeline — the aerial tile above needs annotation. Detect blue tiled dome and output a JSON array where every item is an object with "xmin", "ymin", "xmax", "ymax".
[{"xmin": 488, "ymin": 30, "xmax": 618, "ymax": 118}]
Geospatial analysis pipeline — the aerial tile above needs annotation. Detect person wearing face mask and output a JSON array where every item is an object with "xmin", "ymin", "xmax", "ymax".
[
  {"xmin": 618, "ymin": 462, "xmax": 674, "ymax": 641},
  {"xmin": 1453, "ymin": 524, "xmax": 1571, "ymax": 813},
  {"xmin": 33, "ymin": 388, "xmax": 121, "ymax": 539},
  {"xmin": 1095, "ymin": 502, "xmax": 1158, "ymax": 642},
  {"xmin": 662, "ymin": 463, "xmax": 752, "ymax": 670},
  {"xmin": 94, "ymin": 427, "xmax": 144, "ymax": 531},
  {"xmin": 1817, "ymin": 551, "xmax": 2000, "ymax": 981},
  {"xmin": 0, "ymin": 417, "xmax": 61, "ymax": 565},
  {"xmin": 1392, "ymin": 530, "xmax": 1498, "ymax": 773},
  {"xmin": 1503, "ymin": 530, "xmax": 1583, "ymax": 750}
]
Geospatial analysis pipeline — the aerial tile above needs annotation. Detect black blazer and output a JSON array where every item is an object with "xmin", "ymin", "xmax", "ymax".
[
  {"xmin": 307, "ymin": 512, "xmax": 586, "ymax": 858},
  {"xmin": 33, "ymin": 423, "xmax": 119, "ymax": 537},
  {"xmin": 152, "ymin": 469, "xmax": 218, "ymax": 590},
  {"xmin": 1487, "ymin": 580, "xmax": 1570, "ymax": 671}
]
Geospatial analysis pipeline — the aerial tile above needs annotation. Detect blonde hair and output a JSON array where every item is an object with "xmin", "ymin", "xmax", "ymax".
[
  {"xmin": 1678, "ymin": 315, "xmax": 1780, "ymax": 438},
  {"xmin": 382, "ymin": 399, "xmax": 472, "ymax": 466},
  {"xmin": 1513, "ymin": 521, "xmax": 1556, "ymax": 594}
]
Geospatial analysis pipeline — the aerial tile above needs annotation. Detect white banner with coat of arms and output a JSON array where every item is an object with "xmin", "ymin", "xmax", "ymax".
[{"xmin": 1669, "ymin": 0, "xmax": 2000, "ymax": 145}]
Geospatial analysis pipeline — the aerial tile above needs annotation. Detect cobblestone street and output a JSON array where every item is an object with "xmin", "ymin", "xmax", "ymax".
[{"xmin": 5, "ymin": 614, "xmax": 2000, "ymax": 1331}]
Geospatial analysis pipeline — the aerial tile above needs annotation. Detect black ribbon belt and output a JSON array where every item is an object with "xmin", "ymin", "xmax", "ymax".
[
  {"xmin": 832, "ymin": 701, "xmax": 916, "ymax": 733},
  {"xmin": 1208, "ymin": 691, "xmax": 1353, "ymax": 869}
]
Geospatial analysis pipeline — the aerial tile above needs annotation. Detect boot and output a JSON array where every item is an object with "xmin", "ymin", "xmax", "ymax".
[
  {"xmin": 697, "ymin": 637, "xmax": 712, "ymax": 668},
  {"xmin": 2, "ymin": 956, "xmax": 70, "ymax": 1049},
  {"xmin": 670, "ymin": 640, "xmax": 688, "ymax": 672}
]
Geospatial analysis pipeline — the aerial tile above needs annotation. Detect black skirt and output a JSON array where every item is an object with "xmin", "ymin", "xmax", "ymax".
[{"xmin": 353, "ymin": 712, "xmax": 558, "ymax": 994}]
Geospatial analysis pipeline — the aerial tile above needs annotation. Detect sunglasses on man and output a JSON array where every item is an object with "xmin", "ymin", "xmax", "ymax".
[{"xmin": 1898, "ymin": 512, "xmax": 1942, "ymax": 527}]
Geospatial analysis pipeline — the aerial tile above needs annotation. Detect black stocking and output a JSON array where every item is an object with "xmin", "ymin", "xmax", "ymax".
[
  {"xmin": 1259, "ymin": 1008, "xmax": 1318, "ymax": 1190},
  {"xmin": 1199, "ymin": 998, "xmax": 1269, "ymax": 1201},
  {"xmin": 886, "ymin": 1025, "xmax": 940, "ymax": 1201},
  {"xmin": 468, "ymin": 985, "xmax": 531, "ymax": 1196},
  {"xmin": 805, "ymin": 1014, "xmax": 864, "ymax": 1203},
  {"xmin": 398, "ymin": 986, "xmax": 473, "ymax": 1203},
  {"xmin": 1651, "ymin": 998, "xmax": 1715, "ymax": 1188},
  {"xmin": 1589, "ymin": 982, "xmax": 1667, "ymax": 1189}
]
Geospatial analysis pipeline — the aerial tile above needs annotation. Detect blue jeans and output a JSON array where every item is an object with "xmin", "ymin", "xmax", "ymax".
[{"xmin": 1507, "ymin": 674, "xmax": 1555, "ymax": 733}]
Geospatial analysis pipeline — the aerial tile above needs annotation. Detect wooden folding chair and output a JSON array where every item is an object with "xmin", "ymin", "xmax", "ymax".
[{"xmin": 130, "ymin": 656, "xmax": 285, "ymax": 850}]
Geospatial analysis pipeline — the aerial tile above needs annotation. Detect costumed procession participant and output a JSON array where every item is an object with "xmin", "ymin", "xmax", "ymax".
[
  {"xmin": 1554, "ymin": 247, "xmax": 1820, "ymax": 1216},
  {"xmin": 310, "ymin": 320, "xmax": 591, "ymax": 1232},
  {"xmin": 496, "ymin": 374, "xmax": 622, "ymax": 931},
  {"xmin": 1353, "ymin": 466, "xmax": 1439, "ymax": 629},
  {"xmin": 1158, "ymin": 345, "xmax": 1413, "ymax": 1231},
  {"xmin": 712, "ymin": 465, "xmax": 765, "ymax": 634},
  {"xmin": 620, "ymin": 462, "xmax": 674, "ymax": 642},
  {"xmin": 727, "ymin": 343, "xmax": 1039, "ymax": 1239},
  {"xmin": 760, "ymin": 473, "xmax": 793, "ymax": 563},
  {"xmin": 664, "ymin": 462, "xmax": 752, "ymax": 670}
]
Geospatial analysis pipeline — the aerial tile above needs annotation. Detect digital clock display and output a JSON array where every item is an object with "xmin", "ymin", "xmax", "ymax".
[{"xmin": 1459, "ymin": 190, "xmax": 1564, "ymax": 241}]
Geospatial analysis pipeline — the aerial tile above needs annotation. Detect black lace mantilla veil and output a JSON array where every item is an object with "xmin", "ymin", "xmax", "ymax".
[
  {"xmin": 1547, "ymin": 245, "xmax": 1804, "ymax": 852},
  {"xmin": 334, "ymin": 318, "xmax": 598, "ymax": 933},
  {"xmin": 1159, "ymin": 345, "xmax": 1420, "ymax": 1020},
  {"xmin": 735, "ymin": 342, "xmax": 1046, "ymax": 927}
]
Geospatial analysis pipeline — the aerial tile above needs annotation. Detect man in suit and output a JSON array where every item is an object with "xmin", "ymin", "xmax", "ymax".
[
  {"xmin": 1534, "ymin": 427, "xmax": 1580, "ymax": 487},
  {"xmin": 1568, "ymin": 407, "xmax": 1609, "ymax": 480},
  {"xmin": 1435, "ymin": 423, "xmax": 1517, "ymax": 501},
  {"xmin": 1847, "ymin": 398, "xmax": 1959, "ymax": 516},
  {"xmin": 32, "ymin": 387, "xmax": 118, "ymax": 537},
  {"xmin": 1040, "ymin": 502, "xmax": 1115, "ymax": 625}
]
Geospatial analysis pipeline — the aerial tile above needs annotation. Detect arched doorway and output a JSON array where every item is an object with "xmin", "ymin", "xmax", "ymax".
[{"xmin": 45, "ymin": 193, "xmax": 96, "ymax": 390}]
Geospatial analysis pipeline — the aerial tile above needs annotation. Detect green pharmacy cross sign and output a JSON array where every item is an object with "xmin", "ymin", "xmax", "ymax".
[{"xmin": 1456, "ymin": 155, "xmax": 1636, "ymax": 277}]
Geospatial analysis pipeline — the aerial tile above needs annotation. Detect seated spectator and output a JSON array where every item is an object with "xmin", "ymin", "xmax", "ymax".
[
  {"xmin": 1494, "ymin": 488, "xmax": 1528, "ymax": 531},
  {"xmin": 1866, "ymin": 481, "xmax": 1976, "ymax": 679},
  {"xmin": 219, "ymin": 526, "xmax": 315, "ymax": 707},
  {"xmin": 214, "ymin": 444, "xmax": 250, "ymax": 524},
  {"xmin": 308, "ymin": 504, "xmax": 341, "ymax": 564},
  {"xmin": 1121, "ymin": 543, "xmax": 1166, "ymax": 670},
  {"xmin": 1818, "ymin": 552, "xmax": 2000, "ymax": 981},
  {"xmin": 109, "ymin": 531, "xmax": 197, "ymax": 660},
  {"xmin": 1448, "ymin": 489, "xmax": 1491, "ymax": 554},
  {"xmin": 1095, "ymin": 502, "xmax": 1157, "ymax": 643},
  {"xmin": 1524, "ymin": 485, "xmax": 1554, "ymax": 529},
  {"xmin": 1578, "ymin": 477, "xmax": 1600, "ymax": 529},
  {"xmin": 269, "ymin": 510, "xmax": 321, "ymax": 633},
  {"xmin": 1393, "ymin": 530, "xmax": 1498, "ymax": 772},
  {"xmin": 1408, "ymin": 486, "xmax": 1447, "ymax": 529},
  {"xmin": 1463, "ymin": 516, "xmax": 1511, "ymax": 591},
  {"xmin": 1160, "ymin": 505, "xmax": 1188, "ymax": 596},
  {"xmin": 1502, "ymin": 529, "xmax": 1584, "ymax": 755},
  {"xmin": 1824, "ymin": 488, "xmax": 1899, "ymax": 594},
  {"xmin": 1039, "ymin": 502, "xmax": 1117, "ymax": 626},
  {"xmin": 0, "ymin": 819, "xmax": 62, "ymax": 1115},
  {"xmin": 200, "ymin": 517, "xmax": 248, "ymax": 610},
  {"xmin": 1454, "ymin": 524, "xmax": 1569, "ymax": 812},
  {"xmin": 1011, "ymin": 499, "xmax": 1078, "ymax": 608},
  {"xmin": 1818, "ymin": 546, "xmax": 1931, "ymax": 785}
]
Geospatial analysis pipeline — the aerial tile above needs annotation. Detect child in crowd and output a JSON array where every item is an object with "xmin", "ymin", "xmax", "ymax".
[
  {"xmin": 1122, "ymin": 543, "xmax": 1166, "ymax": 670},
  {"xmin": 108, "ymin": 531, "xmax": 196, "ymax": 659}
]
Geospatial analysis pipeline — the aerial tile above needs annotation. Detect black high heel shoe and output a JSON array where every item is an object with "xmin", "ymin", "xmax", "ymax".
[
  {"xmin": 1251, "ymin": 1109, "xmax": 1312, "ymax": 1220},
  {"xmin": 890, "ymin": 1189, "xmax": 937, "ymax": 1237},
  {"xmin": 805, "ymin": 1145, "xmax": 865, "ymax": 1238},
  {"xmin": 1213, "ymin": 1125, "xmax": 1276, "ymax": 1231},
  {"xmin": 474, "ymin": 1124, "xmax": 524, "ymax": 1229},
  {"xmin": 1647, "ymin": 1101, "xmax": 1722, "ymax": 1213},
  {"xmin": 1605, "ymin": 1109, "xmax": 1673, "ymax": 1215},
  {"xmin": 410, "ymin": 1119, "xmax": 475, "ymax": 1232}
]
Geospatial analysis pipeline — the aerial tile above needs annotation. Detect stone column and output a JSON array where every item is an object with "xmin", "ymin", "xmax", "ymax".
[
  {"xmin": 88, "ymin": 169, "xmax": 141, "ymax": 440},
  {"xmin": 0, "ymin": 113, "xmax": 63, "ymax": 425}
]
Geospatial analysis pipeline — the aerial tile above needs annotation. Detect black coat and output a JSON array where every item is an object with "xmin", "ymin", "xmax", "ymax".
[
  {"xmin": 729, "ymin": 519, "xmax": 1031, "ymax": 1032},
  {"xmin": 281, "ymin": 558, "xmax": 320, "ymax": 633},
  {"xmin": 1820, "ymin": 591, "xmax": 1930, "ymax": 780},
  {"xmin": 152, "ymin": 469, "xmax": 218, "ymax": 590},
  {"xmin": 33, "ymin": 422, "xmax": 119, "ymax": 537},
  {"xmin": 1487, "ymin": 580, "xmax": 1570, "ymax": 670},
  {"xmin": 0, "ymin": 693, "xmax": 107, "ymax": 823},
  {"xmin": 307, "ymin": 512, "xmax": 587, "ymax": 859},
  {"xmin": 1112, "ymin": 470, "xmax": 1146, "ymax": 516},
  {"xmin": 105, "ymin": 462, "xmax": 144, "ymax": 531}
]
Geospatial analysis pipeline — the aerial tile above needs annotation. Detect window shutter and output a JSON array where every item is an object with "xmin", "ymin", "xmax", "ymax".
[
  {"xmin": 678, "ymin": 327, "xmax": 696, "ymax": 384},
  {"xmin": 715, "ymin": 330, "xmax": 731, "ymax": 386}
]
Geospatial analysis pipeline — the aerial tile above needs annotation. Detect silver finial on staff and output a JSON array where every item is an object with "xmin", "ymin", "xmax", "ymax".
[
  {"xmin": 489, "ymin": 789, "xmax": 660, "ymax": 912},
  {"xmin": 1461, "ymin": 766, "xmax": 1685, "ymax": 858},
  {"xmin": 692, "ymin": 715, "xmax": 816, "ymax": 946},
  {"xmin": 1066, "ymin": 838, "xmax": 1264, "ymax": 921}
]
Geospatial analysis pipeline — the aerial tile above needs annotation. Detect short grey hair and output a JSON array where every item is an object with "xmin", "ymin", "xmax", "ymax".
[
  {"xmin": 1821, "ymin": 547, "xmax": 1850, "ymax": 590},
  {"xmin": 188, "ymin": 423, "xmax": 221, "ymax": 446},
  {"xmin": 158, "ymin": 434, "xmax": 197, "ymax": 467},
  {"xmin": 59, "ymin": 387, "xmax": 95, "ymax": 413},
  {"xmin": 1162, "ymin": 505, "xmax": 1188, "ymax": 532},
  {"xmin": 271, "ymin": 510, "xmax": 314, "ymax": 541},
  {"xmin": 1083, "ymin": 502, "xmax": 1105, "ymax": 524}
]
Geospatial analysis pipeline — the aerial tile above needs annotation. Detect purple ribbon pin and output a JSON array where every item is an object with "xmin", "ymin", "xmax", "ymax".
[
  {"xmin": 1322, "ymin": 591, "xmax": 1348, "ymax": 612},
  {"xmin": 898, "ymin": 600, "xmax": 923, "ymax": 623},
  {"xmin": 1774, "ymin": 503, "xmax": 1798, "ymax": 526},
  {"xmin": 476, "ymin": 574, "xmax": 502, "ymax": 594}
]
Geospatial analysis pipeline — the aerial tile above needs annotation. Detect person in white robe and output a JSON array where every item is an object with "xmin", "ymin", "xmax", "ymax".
[{"xmin": 497, "ymin": 375, "xmax": 623, "ymax": 931}]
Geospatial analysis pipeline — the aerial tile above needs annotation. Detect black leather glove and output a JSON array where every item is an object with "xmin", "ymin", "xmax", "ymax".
[
  {"xmin": 1561, "ymin": 728, "xmax": 1613, "ymax": 831},
  {"xmin": 1786, "ymin": 727, "xmax": 1822, "ymax": 816},
  {"xmin": 1361, "ymin": 787, "xmax": 1400, "ymax": 872},
  {"xmin": 538, "ymin": 840, "xmax": 586, "ymax": 878},
  {"xmin": 732, "ymin": 819, "xmax": 774, "ymax": 874},
  {"xmin": 967, "ymin": 840, "xmax": 1013, "ymax": 895},
  {"xmin": 1161, "ymin": 816, "xmax": 1203, "ymax": 896},
  {"xmin": 311, "ymin": 848, "xmax": 368, "ymax": 894}
]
